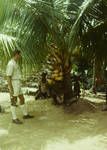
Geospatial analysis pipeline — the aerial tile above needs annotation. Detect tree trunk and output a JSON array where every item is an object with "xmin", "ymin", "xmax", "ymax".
[{"xmin": 46, "ymin": 48, "xmax": 73, "ymax": 104}]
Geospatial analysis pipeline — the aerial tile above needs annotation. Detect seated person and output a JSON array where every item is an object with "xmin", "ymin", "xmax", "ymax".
[
  {"xmin": 73, "ymin": 76, "xmax": 80, "ymax": 98},
  {"xmin": 35, "ymin": 72, "xmax": 48, "ymax": 99}
]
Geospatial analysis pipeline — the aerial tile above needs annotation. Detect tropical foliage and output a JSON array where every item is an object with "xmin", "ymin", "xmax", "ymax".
[{"xmin": 0, "ymin": 0, "xmax": 107, "ymax": 101}]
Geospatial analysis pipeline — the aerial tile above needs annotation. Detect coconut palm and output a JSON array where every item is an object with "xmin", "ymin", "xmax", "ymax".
[
  {"xmin": 16, "ymin": 0, "xmax": 107, "ymax": 101},
  {"xmin": 1, "ymin": 0, "xmax": 107, "ymax": 102}
]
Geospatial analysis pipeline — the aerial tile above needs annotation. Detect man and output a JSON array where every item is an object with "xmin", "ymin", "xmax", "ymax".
[{"xmin": 6, "ymin": 50, "xmax": 34, "ymax": 124}]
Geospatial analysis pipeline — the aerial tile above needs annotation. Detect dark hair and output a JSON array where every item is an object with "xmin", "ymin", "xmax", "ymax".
[
  {"xmin": 42, "ymin": 72, "xmax": 47, "ymax": 76},
  {"xmin": 13, "ymin": 50, "xmax": 21, "ymax": 56}
]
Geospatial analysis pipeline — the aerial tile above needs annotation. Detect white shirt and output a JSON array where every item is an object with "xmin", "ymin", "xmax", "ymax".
[{"xmin": 6, "ymin": 59, "xmax": 21, "ymax": 80}]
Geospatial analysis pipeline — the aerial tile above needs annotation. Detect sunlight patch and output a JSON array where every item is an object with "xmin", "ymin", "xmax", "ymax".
[
  {"xmin": 0, "ymin": 128, "xmax": 8, "ymax": 137},
  {"xmin": 43, "ymin": 135, "xmax": 107, "ymax": 150},
  {"xmin": 38, "ymin": 116, "xmax": 48, "ymax": 120}
]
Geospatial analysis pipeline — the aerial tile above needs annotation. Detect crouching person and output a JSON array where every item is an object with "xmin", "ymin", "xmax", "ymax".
[
  {"xmin": 6, "ymin": 50, "xmax": 34, "ymax": 124},
  {"xmin": 35, "ymin": 72, "xmax": 49, "ymax": 100}
]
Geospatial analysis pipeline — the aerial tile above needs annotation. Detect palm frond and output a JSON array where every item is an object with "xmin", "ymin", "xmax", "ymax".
[
  {"xmin": 68, "ymin": 0, "xmax": 99, "ymax": 52},
  {"xmin": 0, "ymin": 0, "xmax": 22, "ymax": 58},
  {"xmin": 0, "ymin": 34, "xmax": 16, "ymax": 57},
  {"xmin": 14, "ymin": 0, "xmax": 70, "ymax": 61}
]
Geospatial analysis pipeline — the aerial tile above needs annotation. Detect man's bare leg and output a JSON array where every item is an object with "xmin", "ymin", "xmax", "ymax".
[
  {"xmin": 18, "ymin": 94, "xmax": 28, "ymax": 116},
  {"xmin": 10, "ymin": 96, "xmax": 22, "ymax": 124},
  {"xmin": 18, "ymin": 94, "xmax": 34, "ymax": 119}
]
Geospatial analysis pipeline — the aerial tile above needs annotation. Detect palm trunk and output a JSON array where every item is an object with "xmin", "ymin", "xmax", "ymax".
[
  {"xmin": 92, "ymin": 58, "xmax": 96, "ymax": 94},
  {"xmin": 47, "ymin": 49, "xmax": 73, "ymax": 104}
]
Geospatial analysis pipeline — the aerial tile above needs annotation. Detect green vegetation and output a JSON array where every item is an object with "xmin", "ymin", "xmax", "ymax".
[{"xmin": 0, "ymin": 0, "xmax": 107, "ymax": 102}]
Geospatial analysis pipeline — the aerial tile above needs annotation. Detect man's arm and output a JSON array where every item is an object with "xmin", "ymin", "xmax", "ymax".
[{"xmin": 7, "ymin": 76, "xmax": 14, "ymax": 97}]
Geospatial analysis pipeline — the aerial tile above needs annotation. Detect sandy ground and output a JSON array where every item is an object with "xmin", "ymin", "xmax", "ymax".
[{"xmin": 0, "ymin": 92, "xmax": 107, "ymax": 150}]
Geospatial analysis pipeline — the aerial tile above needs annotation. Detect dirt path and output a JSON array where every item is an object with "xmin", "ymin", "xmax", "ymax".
[{"xmin": 0, "ymin": 97, "xmax": 107, "ymax": 150}]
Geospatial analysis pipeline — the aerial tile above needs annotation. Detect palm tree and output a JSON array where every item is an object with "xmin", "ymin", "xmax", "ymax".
[
  {"xmin": 1, "ymin": 0, "xmax": 107, "ymax": 102},
  {"xmin": 17, "ymin": 0, "xmax": 107, "ymax": 101}
]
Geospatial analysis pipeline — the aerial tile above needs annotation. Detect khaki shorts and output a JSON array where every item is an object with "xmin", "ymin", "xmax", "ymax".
[{"xmin": 12, "ymin": 80, "xmax": 23, "ymax": 96}]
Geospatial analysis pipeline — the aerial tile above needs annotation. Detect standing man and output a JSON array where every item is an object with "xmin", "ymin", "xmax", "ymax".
[{"xmin": 6, "ymin": 50, "xmax": 34, "ymax": 124}]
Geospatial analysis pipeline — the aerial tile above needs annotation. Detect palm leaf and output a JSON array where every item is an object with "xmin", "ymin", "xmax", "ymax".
[
  {"xmin": 68, "ymin": 0, "xmax": 99, "ymax": 52},
  {"xmin": 0, "ymin": 34, "xmax": 17, "ymax": 56},
  {"xmin": 14, "ymin": 0, "xmax": 65, "ymax": 62},
  {"xmin": 0, "ymin": 0, "xmax": 21, "ymax": 57}
]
